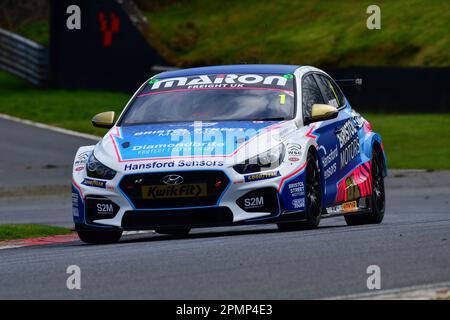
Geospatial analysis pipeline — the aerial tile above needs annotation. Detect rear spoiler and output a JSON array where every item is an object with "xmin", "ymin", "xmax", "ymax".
[{"xmin": 335, "ymin": 78, "xmax": 363, "ymax": 88}]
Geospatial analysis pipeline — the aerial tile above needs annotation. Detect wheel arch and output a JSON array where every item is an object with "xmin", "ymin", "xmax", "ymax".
[{"xmin": 368, "ymin": 134, "xmax": 387, "ymax": 177}]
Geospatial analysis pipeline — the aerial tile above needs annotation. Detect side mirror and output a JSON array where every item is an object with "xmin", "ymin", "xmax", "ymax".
[
  {"xmin": 92, "ymin": 111, "xmax": 115, "ymax": 129},
  {"xmin": 307, "ymin": 104, "xmax": 339, "ymax": 123}
]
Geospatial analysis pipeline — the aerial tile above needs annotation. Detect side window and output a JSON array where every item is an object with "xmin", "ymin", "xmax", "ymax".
[
  {"xmin": 302, "ymin": 75, "xmax": 325, "ymax": 120},
  {"xmin": 329, "ymin": 78, "xmax": 346, "ymax": 107},
  {"xmin": 315, "ymin": 75, "xmax": 344, "ymax": 108}
]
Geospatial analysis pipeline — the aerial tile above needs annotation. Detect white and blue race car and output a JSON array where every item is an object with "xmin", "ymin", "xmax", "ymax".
[{"xmin": 72, "ymin": 65, "xmax": 387, "ymax": 244}]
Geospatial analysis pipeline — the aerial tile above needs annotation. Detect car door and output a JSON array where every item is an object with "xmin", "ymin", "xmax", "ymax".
[
  {"xmin": 301, "ymin": 73, "xmax": 341, "ymax": 207},
  {"xmin": 314, "ymin": 73, "xmax": 363, "ymax": 205}
]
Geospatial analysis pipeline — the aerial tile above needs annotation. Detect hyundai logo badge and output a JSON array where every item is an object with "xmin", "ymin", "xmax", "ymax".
[{"xmin": 163, "ymin": 174, "xmax": 184, "ymax": 185}]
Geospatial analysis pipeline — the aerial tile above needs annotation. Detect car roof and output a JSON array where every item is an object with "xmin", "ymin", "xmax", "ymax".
[{"xmin": 155, "ymin": 64, "xmax": 301, "ymax": 79}]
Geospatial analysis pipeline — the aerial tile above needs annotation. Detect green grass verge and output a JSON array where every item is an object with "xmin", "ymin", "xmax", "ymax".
[
  {"xmin": 0, "ymin": 71, "xmax": 129, "ymax": 136},
  {"xmin": 0, "ymin": 224, "xmax": 72, "ymax": 241},
  {"xmin": 0, "ymin": 71, "xmax": 449, "ymax": 169},
  {"xmin": 144, "ymin": 0, "xmax": 450, "ymax": 67},
  {"xmin": 365, "ymin": 113, "xmax": 450, "ymax": 170}
]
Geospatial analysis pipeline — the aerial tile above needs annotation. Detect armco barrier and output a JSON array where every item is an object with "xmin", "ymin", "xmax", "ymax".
[{"xmin": 0, "ymin": 28, "xmax": 49, "ymax": 86}]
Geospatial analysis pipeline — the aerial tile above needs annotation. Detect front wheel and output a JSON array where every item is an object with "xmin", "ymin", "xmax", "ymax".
[
  {"xmin": 345, "ymin": 149, "xmax": 385, "ymax": 226},
  {"xmin": 77, "ymin": 229, "xmax": 123, "ymax": 244},
  {"xmin": 278, "ymin": 152, "xmax": 322, "ymax": 231}
]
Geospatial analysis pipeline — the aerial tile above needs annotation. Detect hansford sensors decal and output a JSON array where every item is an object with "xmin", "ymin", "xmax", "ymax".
[
  {"xmin": 124, "ymin": 159, "xmax": 224, "ymax": 171},
  {"xmin": 322, "ymin": 145, "xmax": 338, "ymax": 180}
]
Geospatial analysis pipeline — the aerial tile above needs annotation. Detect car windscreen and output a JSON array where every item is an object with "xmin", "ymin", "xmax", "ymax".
[{"xmin": 120, "ymin": 73, "xmax": 295, "ymax": 125}]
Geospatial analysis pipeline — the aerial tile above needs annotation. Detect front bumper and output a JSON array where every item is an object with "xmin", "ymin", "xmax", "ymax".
[{"xmin": 72, "ymin": 165, "xmax": 307, "ymax": 230}]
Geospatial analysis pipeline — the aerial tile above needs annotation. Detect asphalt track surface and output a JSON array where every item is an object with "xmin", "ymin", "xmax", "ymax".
[{"xmin": 1, "ymin": 116, "xmax": 450, "ymax": 299}]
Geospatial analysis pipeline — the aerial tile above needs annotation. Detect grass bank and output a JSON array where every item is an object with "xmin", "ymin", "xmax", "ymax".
[
  {"xmin": 144, "ymin": 0, "xmax": 450, "ymax": 67},
  {"xmin": 0, "ymin": 224, "xmax": 72, "ymax": 241},
  {"xmin": 2, "ymin": 1, "xmax": 449, "ymax": 67}
]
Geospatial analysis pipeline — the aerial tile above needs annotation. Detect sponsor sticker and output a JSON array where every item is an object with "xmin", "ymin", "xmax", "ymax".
[
  {"xmin": 145, "ymin": 74, "xmax": 292, "ymax": 92},
  {"xmin": 124, "ymin": 160, "xmax": 224, "ymax": 171},
  {"xmin": 244, "ymin": 171, "xmax": 281, "ymax": 182},
  {"xmin": 287, "ymin": 143, "xmax": 302, "ymax": 157},
  {"xmin": 74, "ymin": 151, "xmax": 89, "ymax": 166},
  {"xmin": 141, "ymin": 184, "xmax": 207, "ymax": 199},
  {"xmin": 81, "ymin": 178, "xmax": 106, "ymax": 189},
  {"xmin": 287, "ymin": 181, "xmax": 305, "ymax": 198},
  {"xmin": 336, "ymin": 120, "xmax": 360, "ymax": 169},
  {"xmin": 244, "ymin": 196, "xmax": 265, "ymax": 209},
  {"xmin": 292, "ymin": 198, "xmax": 305, "ymax": 209},
  {"xmin": 72, "ymin": 193, "xmax": 79, "ymax": 217},
  {"xmin": 342, "ymin": 201, "xmax": 358, "ymax": 212},
  {"xmin": 96, "ymin": 203, "xmax": 115, "ymax": 215}
]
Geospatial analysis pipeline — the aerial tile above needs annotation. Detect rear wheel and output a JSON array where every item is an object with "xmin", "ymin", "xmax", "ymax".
[
  {"xmin": 155, "ymin": 227, "xmax": 191, "ymax": 236},
  {"xmin": 345, "ymin": 149, "xmax": 385, "ymax": 226},
  {"xmin": 77, "ymin": 229, "xmax": 123, "ymax": 244},
  {"xmin": 278, "ymin": 152, "xmax": 322, "ymax": 231}
]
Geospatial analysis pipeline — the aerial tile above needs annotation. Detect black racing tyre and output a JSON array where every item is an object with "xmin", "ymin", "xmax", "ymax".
[
  {"xmin": 77, "ymin": 229, "xmax": 123, "ymax": 244},
  {"xmin": 155, "ymin": 227, "xmax": 191, "ymax": 236},
  {"xmin": 345, "ymin": 149, "xmax": 385, "ymax": 226},
  {"xmin": 278, "ymin": 152, "xmax": 322, "ymax": 231}
]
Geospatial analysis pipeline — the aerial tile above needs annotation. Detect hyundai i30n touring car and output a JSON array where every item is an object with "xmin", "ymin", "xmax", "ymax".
[{"xmin": 72, "ymin": 65, "xmax": 387, "ymax": 244}]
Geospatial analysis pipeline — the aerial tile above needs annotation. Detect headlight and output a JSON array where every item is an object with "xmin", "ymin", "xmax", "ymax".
[
  {"xmin": 233, "ymin": 144, "xmax": 285, "ymax": 174},
  {"xmin": 86, "ymin": 153, "xmax": 116, "ymax": 180}
]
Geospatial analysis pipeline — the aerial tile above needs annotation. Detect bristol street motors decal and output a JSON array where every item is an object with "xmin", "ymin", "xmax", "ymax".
[{"xmin": 110, "ymin": 121, "xmax": 285, "ymax": 162}]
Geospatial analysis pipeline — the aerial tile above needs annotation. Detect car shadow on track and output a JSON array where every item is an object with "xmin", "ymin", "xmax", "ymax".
[{"xmin": 114, "ymin": 224, "xmax": 347, "ymax": 245}]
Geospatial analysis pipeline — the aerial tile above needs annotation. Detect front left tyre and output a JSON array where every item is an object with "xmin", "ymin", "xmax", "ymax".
[
  {"xmin": 277, "ymin": 151, "xmax": 322, "ymax": 231},
  {"xmin": 344, "ymin": 148, "xmax": 385, "ymax": 226}
]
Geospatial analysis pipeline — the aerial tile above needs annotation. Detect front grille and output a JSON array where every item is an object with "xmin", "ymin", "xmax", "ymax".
[
  {"xmin": 121, "ymin": 207, "xmax": 233, "ymax": 229},
  {"xmin": 119, "ymin": 170, "xmax": 229, "ymax": 209}
]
